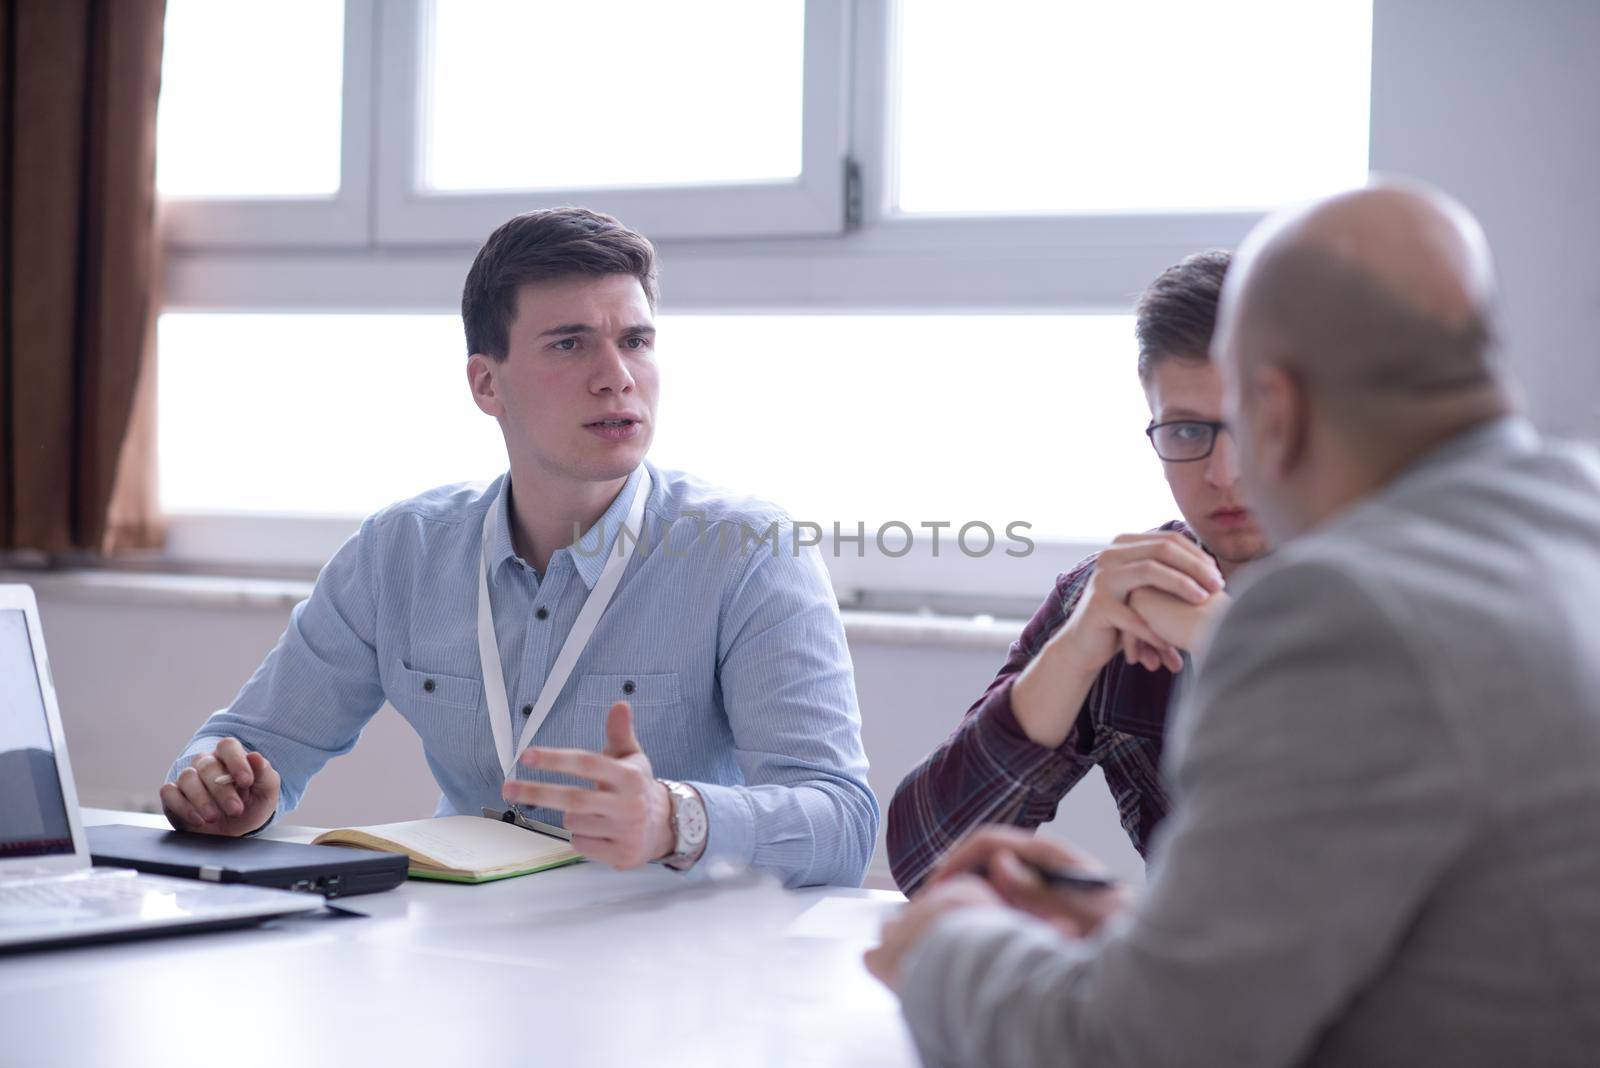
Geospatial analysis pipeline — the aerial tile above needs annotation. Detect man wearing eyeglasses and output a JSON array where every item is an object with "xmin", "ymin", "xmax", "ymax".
[{"xmin": 886, "ymin": 250, "xmax": 1268, "ymax": 894}]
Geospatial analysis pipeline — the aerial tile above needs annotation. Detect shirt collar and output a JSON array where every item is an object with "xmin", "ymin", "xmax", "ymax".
[
  {"xmin": 486, "ymin": 474, "xmax": 520, "ymax": 577},
  {"xmin": 488, "ymin": 465, "xmax": 648, "ymax": 591}
]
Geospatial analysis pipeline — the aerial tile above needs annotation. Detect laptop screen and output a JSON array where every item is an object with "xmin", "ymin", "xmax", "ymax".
[{"xmin": 0, "ymin": 609, "xmax": 74, "ymax": 858}]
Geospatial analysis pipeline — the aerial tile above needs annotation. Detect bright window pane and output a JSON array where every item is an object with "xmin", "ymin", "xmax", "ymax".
[
  {"xmin": 159, "ymin": 314, "xmax": 1174, "ymax": 539},
  {"xmin": 424, "ymin": 0, "xmax": 804, "ymax": 192},
  {"xmin": 159, "ymin": 315, "xmax": 499, "ymax": 515},
  {"xmin": 651, "ymin": 316, "xmax": 1173, "ymax": 539},
  {"xmin": 896, "ymin": 0, "xmax": 1372, "ymax": 214},
  {"xmin": 157, "ymin": 0, "xmax": 343, "ymax": 197}
]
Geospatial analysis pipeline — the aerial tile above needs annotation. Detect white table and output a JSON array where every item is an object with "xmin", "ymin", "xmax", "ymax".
[{"xmin": 0, "ymin": 809, "xmax": 916, "ymax": 1068}]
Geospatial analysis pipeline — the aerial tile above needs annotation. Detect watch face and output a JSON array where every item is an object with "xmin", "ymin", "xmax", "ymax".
[
  {"xmin": 683, "ymin": 807, "xmax": 707, "ymax": 847},
  {"xmin": 674, "ymin": 785, "xmax": 708, "ymax": 848}
]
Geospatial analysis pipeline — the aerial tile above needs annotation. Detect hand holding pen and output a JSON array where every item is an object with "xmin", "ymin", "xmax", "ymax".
[{"xmin": 921, "ymin": 825, "xmax": 1134, "ymax": 939}]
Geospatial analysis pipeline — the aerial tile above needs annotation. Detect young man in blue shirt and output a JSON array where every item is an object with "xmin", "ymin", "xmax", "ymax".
[{"xmin": 159, "ymin": 208, "xmax": 878, "ymax": 888}]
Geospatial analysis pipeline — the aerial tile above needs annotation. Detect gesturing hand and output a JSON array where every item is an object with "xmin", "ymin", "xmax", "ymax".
[
  {"xmin": 502, "ymin": 701, "xmax": 675, "ymax": 870},
  {"xmin": 159, "ymin": 737, "xmax": 281, "ymax": 837}
]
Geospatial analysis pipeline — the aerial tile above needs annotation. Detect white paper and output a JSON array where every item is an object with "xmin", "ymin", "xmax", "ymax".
[{"xmin": 785, "ymin": 896, "xmax": 905, "ymax": 943}]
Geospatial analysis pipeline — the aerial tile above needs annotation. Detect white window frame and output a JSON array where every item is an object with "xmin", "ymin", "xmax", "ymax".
[
  {"xmin": 160, "ymin": 0, "xmax": 376, "ymax": 249},
  {"xmin": 152, "ymin": 0, "xmax": 1370, "ymax": 611},
  {"xmin": 164, "ymin": 0, "xmax": 1270, "ymax": 312},
  {"xmin": 373, "ymin": 0, "xmax": 852, "ymax": 243},
  {"xmin": 842, "ymin": 0, "xmax": 1265, "ymax": 313}
]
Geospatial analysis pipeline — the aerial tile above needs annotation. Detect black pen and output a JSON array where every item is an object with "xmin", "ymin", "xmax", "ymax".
[{"xmin": 986, "ymin": 856, "xmax": 1119, "ymax": 892}]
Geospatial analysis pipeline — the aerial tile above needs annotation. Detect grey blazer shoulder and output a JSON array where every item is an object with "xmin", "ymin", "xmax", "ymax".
[{"xmin": 1180, "ymin": 418, "xmax": 1600, "ymax": 763}]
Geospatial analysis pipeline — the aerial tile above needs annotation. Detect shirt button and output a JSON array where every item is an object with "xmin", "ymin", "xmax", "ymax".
[
  {"xmin": 521, "ymin": 704, "xmax": 533, "ymax": 717},
  {"xmin": 422, "ymin": 678, "xmax": 436, "ymax": 694},
  {"xmin": 622, "ymin": 680, "xmax": 636, "ymax": 695},
  {"xmin": 535, "ymin": 607, "xmax": 549, "ymax": 620}
]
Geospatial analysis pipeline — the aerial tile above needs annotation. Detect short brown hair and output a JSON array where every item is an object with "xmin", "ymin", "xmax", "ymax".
[
  {"xmin": 462, "ymin": 207, "xmax": 660, "ymax": 360},
  {"xmin": 1135, "ymin": 249, "xmax": 1231, "ymax": 383}
]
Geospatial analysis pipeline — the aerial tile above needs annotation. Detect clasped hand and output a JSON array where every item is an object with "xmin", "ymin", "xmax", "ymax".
[{"xmin": 1060, "ymin": 531, "xmax": 1228, "ymax": 675}]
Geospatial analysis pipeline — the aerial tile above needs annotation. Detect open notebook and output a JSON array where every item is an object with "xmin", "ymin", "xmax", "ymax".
[{"xmin": 311, "ymin": 815, "xmax": 582, "ymax": 884}]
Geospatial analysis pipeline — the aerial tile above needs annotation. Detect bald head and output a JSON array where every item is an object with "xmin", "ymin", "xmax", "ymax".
[
  {"xmin": 1219, "ymin": 181, "xmax": 1511, "ymax": 444},
  {"xmin": 1213, "ymin": 180, "xmax": 1517, "ymax": 539},
  {"xmin": 1265, "ymin": 182, "xmax": 1496, "ymax": 325}
]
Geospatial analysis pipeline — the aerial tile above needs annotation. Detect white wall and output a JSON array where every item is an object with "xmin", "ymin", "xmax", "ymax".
[{"xmin": 1370, "ymin": 0, "xmax": 1600, "ymax": 441}]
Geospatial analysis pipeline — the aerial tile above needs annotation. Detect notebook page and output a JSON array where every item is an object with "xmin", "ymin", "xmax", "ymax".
[{"xmin": 349, "ymin": 816, "xmax": 571, "ymax": 871}]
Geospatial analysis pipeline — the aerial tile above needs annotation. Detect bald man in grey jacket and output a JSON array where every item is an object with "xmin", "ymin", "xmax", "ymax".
[{"xmin": 866, "ymin": 181, "xmax": 1600, "ymax": 1067}]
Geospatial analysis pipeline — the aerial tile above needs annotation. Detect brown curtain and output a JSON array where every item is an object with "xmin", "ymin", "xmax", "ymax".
[{"xmin": 0, "ymin": 0, "xmax": 165, "ymax": 556}]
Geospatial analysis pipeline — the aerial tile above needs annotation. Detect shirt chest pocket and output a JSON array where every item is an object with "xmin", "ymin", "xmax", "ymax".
[
  {"xmin": 387, "ymin": 658, "xmax": 485, "ymax": 739},
  {"xmin": 387, "ymin": 659, "xmax": 503, "ymax": 784},
  {"xmin": 575, "ymin": 672, "xmax": 684, "ymax": 753}
]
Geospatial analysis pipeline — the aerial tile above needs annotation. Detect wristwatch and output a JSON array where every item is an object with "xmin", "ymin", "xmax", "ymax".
[{"xmin": 657, "ymin": 779, "xmax": 708, "ymax": 871}]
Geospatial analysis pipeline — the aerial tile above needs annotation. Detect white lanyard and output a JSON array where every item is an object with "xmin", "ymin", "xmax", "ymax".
[{"xmin": 478, "ymin": 469, "xmax": 651, "ymax": 777}]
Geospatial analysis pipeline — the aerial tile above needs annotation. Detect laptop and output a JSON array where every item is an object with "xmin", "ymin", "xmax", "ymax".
[
  {"xmin": 0, "ymin": 584, "xmax": 323, "ymax": 952},
  {"xmin": 87, "ymin": 823, "xmax": 408, "ymax": 898}
]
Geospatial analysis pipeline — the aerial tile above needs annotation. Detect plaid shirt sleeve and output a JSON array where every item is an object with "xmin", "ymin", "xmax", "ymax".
[{"xmin": 885, "ymin": 558, "xmax": 1106, "ymax": 895}]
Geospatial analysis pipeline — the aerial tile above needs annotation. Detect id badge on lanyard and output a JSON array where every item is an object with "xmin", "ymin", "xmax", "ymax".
[{"xmin": 476, "ymin": 468, "xmax": 652, "ymax": 786}]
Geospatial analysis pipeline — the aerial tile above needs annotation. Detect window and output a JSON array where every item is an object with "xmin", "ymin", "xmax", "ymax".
[
  {"xmin": 158, "ymin": 0, "xmax": 372, "ymax": 246},
  {"xmin": 373, "ymin": 0, "xmax": 849, "ymax": 241},
  {"xmin": 423, "ymin": 0, "xmax": 805, "ymax": 192},
  {"xmin": 154, "ymin": 2, "xmax": 1374, "ymax": 603},
  {"xmin": 157, "ymin": 314, "xmax": 497, "ymax": 516},
  {"xmin": 157, "ymin": 0, "xmax": 345, "ymax": 198},
  {"xmin": 159, "ymin": 312, "xmax": 1171, "ymax": 536},
  {"xmin": 894, "ymin": 0, "xmax": 1373, "ymax": 214}
]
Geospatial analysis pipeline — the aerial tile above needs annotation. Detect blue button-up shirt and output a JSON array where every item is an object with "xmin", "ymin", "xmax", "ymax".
[{"xmin": 172, "ymin": 463, "xmax": 878, "ymax": 887}]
